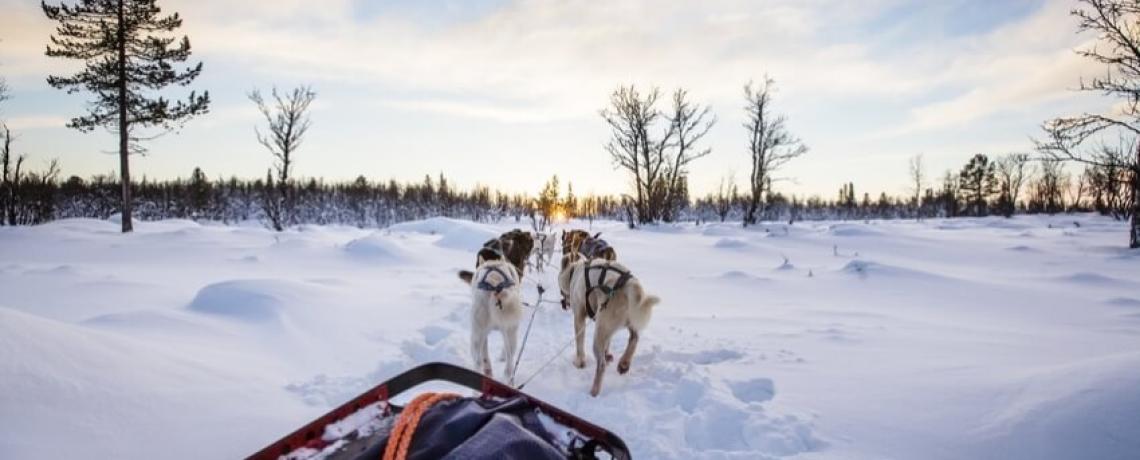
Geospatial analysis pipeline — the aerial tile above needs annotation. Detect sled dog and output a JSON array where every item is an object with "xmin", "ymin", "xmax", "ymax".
[
  {"xmin": 459, "ymin": 259, "xmax": 523, "ymax": 383},
  {"xmin": 459, "ymin": 229, "xmax": 535, "ymax": 284},
  {"xmin": 559, "ymin": 259, "xmax": 659, "ymax": 396}
]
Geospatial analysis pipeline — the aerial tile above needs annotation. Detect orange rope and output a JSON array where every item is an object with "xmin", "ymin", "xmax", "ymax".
[{"xmin": 381, "ymin": 392, "xmax": 461, "ymax": 460}]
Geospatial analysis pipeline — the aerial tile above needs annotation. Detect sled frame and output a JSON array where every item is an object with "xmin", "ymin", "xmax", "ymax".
[{"xmin": 247, "ymin": 362, "xmax": 631, "ymax": 460}]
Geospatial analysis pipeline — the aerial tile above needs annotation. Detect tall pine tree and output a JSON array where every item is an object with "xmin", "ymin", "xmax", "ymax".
[
  {"xmin": 43, "ymin": 0, "xmax": 209, "ymax": 232},
  {"xmin": 958, "ymin": 154, "xmax": 997, "ymax": 217}
]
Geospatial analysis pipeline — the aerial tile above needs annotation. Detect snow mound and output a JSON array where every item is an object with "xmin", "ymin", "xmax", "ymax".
[
  {"xmin": 0, "ymin": 307, "xmax": 303, "ymax": 459},
  {"xmin": 713, "ymin": 270, "xmax": 772, "ymax": 283},
  {"xmin": 1105, "ymin": 297, "xmax": 1140, "ymax": 308},
  {"xmin": 186, "ymin": 279, "xmax": 317, "ymax": 324},
  {"xmin": 713, "ymin": 237, "xmax": 750, "ymax": 249},
  {"xmin": 1056, "ymin": 272, "xmax": 1134, "ymax": 287},
  {"xmin": 729, "ymin": 378, "xmax": 776, "ymax": 403},
  {"xmin": 387, "ymin": 217, "xmax": 500, "ymax": 251},
  {"xmin": 701, "ymin": 225, "xmax": 741, "ymax": 237},
  {"xmin": 970, "ymin": 353, "xmax": 1140, "ymax": 459},
  {"xmin": 343, "ymin": 232, "xmax": 411, "ymax": 261},
  {"xmin": 839, "ymin": 259, "xmax": 942, "ymax": 280},
  {"xmin": 83, "ymin": 310, "xmax": 221, "ymax": 337},
  {"xmin": 828, "ymin": 223, "xmax": 883, "ymax": 237}
]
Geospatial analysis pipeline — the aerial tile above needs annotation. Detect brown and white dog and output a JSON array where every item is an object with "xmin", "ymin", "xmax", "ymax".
[
  {"xmin": 558, "ymin": 258, "xmax": 659, "ymax": 396},
  {"xmin": 560, "ymin": 230, "xmax": 617, "ymax": 270},
  {"xmin": 559, "ymin": 230, "xmax": 618, "ymax": 309},
  {"xmin": 459, "ymin": 229, "xmax": 535, "ymax": 284}
]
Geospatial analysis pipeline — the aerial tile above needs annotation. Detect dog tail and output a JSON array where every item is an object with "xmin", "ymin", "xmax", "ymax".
[
  {"xmin": 627, "ymin": 281, "xmax": 659, "ymax": 332},
  {"xmin": 458, "ymin": 270, "xmax": 474, "ymax": 284}
]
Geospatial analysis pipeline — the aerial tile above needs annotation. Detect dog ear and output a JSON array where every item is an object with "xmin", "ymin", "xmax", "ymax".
[{"xmin": 592, "ymin": 232, "xmax": 602, "ymax": 239}]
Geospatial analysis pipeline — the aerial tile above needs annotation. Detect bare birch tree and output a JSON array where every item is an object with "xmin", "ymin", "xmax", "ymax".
[
  {"xmin": 1035, "ymin": 0, "xmax": 1140, "ymax": 248},
  {"xmin": 601, "ymin": 85, "xmax": 672, "ymax": 225},
  {"xmin": 249, "ymin": 85, "xmax": 316, "ymax": 231},
  {"xmin": 995, "ymin": 153, "xmax": 1031, "ymax": 217},
  {"xmin": 908, "ymin": 154, "xmax": 925, "ymax": 220},
  {"xmin": 742, "ymin": 77, "xmax": 807, "ymax": 226},
  {"xmin": 661, "ymin": 89, "xmax": 715, "ymax": 221}
]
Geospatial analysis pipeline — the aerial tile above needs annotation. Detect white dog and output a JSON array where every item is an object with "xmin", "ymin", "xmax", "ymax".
[
  {"xmin": 460, "ymin": 259, "xmax": 523, "ymax": 384},
  {"xmin": 531, "ymin": 231, "xmax": 557, "ymax": 272},
  {"xmin": 559, "ymin": 259, "xmax": 660, "ymax": 396}
]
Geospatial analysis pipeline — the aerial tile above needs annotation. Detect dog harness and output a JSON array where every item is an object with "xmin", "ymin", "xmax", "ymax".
[
  {"xmin": 476, "ymin": 265, "xmax": 516, "ymax": 309},
  {"xmin": 577, "ymin": 233, "xmax": 612, "ymax": 260},
  {"xmin": 582, "ymin": 260, "xmax": 633, "ymax": 319}
]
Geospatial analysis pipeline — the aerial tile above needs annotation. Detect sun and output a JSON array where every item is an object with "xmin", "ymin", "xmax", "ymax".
[{"xmin": 551, "ymin": 208, "xmax": 568, "ymax": 223}]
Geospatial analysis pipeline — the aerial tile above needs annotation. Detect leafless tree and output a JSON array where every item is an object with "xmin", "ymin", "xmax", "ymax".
[
  {"xmin": 1035, "ymin": 0, "xmax": 1140, "ymax": 247},
  {"xmin": 1, "ymin": 123, "xmax": 21, "ymax": 225},
  {"xmin": 908, "ymin": 154, "xmax": 925, "ymax": 220},
  {"xmin": 1087, "ymin": 138, "xmax": 1133, "ymax": 217},
  {"xmin": 742, "ymin": 77, "xmax": 807, "ymax": 226},
  {"xmin": 1030, "ymin": 159, "xmax": 1068, "ymax": 214},
  {"xmin": 995, "ymin": 153, "xmax": 1031, "ymax": 217},
  {"xmin": 249, "ymin": 85, "xmax": 316, "ymax": 231},
  {"xmin": 714, "ymin": 173, "xmax": 737, "ymax": 222},
  {"xmin": 601, "ymin": 85, "xmax": 672, "ymax": 225},
  {"xmin": 0, "ymin": 39, "xmax": 9, "ymax": 108},
  {"xmin": 661, "ymin": 89, "xmax": 715, "ymax": 221},
  {"xmin": 1069, "ymin": 167, "xmax": 1091, "ymax": 211}
]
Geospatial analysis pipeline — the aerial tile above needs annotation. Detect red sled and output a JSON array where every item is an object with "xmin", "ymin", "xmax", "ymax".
[{"xmin": 247, "ymin": 362, "xmax": 631, "ymax": 460}]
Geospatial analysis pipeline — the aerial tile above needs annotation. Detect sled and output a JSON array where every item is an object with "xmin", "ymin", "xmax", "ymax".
[{"xmin": 247, "ymin": 362, "xmax": 631, "ymax": 460}]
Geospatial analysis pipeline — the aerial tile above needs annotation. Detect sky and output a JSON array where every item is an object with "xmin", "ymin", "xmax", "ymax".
[{"xmin": 0, "ymin": 0, "xmax": 1115, "ymax": 199}]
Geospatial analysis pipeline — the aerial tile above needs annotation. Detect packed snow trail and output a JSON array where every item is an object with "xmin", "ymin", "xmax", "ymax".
[{"xmin": 1, "ymin": 215, "xmax": 1139, "ymax": 459}]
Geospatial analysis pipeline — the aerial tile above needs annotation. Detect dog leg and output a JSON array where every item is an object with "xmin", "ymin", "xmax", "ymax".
[
  {"xmin": 483, "ymin": 337, "xmax": 497, "ymax": 378},
  {"xmin": 503, "ymin": 325, "xmax": 519, "ymax": 385},
  {"xmin": 573, "ymin": 308, "xmax": 588, "ymax": 369},
  {"xmin": 590, "ymin": 321, "xmax": 618, "ymax": 397},
  {"xmin": 618, "ymin": 329, "xmax": 640, "ymax": 374},
  {"xmin": 471, "ymin": 333, "xmax": 490, "ymax": 377}
]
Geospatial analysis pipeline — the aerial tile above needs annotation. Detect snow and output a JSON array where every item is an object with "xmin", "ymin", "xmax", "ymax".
[{"xmin": 2, "ymin": 214, "xmax": 1139, "ymax": 459}]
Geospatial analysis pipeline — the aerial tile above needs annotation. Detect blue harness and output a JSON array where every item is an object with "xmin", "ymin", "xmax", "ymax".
[{"xmin": 477, "ymin": 265, "xmax": 516, "ymax": 308}]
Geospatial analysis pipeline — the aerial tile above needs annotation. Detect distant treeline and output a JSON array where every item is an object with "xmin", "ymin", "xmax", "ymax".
[{"xmin": 1, "ymin": 151, "xmax": 1132, "ymax": 229}]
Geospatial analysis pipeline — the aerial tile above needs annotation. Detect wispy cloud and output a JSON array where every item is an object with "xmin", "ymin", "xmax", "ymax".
[{"xmin": 0, "ymin": 0, "xmax": 1111, "ymax": 196}]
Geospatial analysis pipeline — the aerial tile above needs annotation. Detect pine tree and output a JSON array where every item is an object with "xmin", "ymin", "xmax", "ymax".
[
  {"xmin": 958, "ymin": 154, "xmax": 997, "ymax": 216},
  {"xmin": 43, "ymin": 0, "xmax": 209, "ymax": 233}
]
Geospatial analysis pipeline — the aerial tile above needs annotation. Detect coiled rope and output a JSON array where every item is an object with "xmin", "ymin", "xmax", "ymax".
[{"xmin": 381, "ymin": 392, "xmax": 461, "ymax": 460}]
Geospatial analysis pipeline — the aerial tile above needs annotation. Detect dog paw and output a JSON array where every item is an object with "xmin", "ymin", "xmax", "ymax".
[
  {"xmin": 618, "ymin": 360, "xmax": 631, "ymax": 374},
  {"xmin": 605, "ymin": 353, "xmax": 614, "ymax": 363},
  {"xmin": 589, "ymin": 385, "xmax": 601, "ymax": 397},
  {"xmin": 573, "ymin": 356, "xmax": 586, "ymax": 369}
]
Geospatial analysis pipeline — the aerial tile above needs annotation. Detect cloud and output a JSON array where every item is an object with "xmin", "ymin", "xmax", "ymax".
[
  {"xmin": 867, "ymin": 0, "xmax": 1101, "ymax": 139},
  {"xmin": 0, "ymin": 0, "xmax": 1115, "ymax": 197},
  {"xmin": 3, "ymin": 115, "xmax": 68, "ymax": 131}
]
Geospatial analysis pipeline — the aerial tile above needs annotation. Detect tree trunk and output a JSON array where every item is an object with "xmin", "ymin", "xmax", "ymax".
[
  {"xmin": 117, "ymin": 0, "xmax": 132, "ymax": 233},
  {"xmin": 1131, "ymin": 163, "xmax": 1139, "ymax": 249}
]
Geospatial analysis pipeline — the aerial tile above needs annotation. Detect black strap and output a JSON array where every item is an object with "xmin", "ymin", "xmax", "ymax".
[{"xmin": 582, "ymin": 261, "xmax": 632, "ymax": 319}]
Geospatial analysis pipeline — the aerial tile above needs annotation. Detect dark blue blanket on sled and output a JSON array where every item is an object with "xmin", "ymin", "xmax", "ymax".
[{"xmin": 330, "ymin": 396, "xmax": 564, "ymax": 460}]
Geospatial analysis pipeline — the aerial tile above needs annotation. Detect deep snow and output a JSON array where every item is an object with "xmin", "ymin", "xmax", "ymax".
[{"xmin": 1, "ymin": 215, "xmax": 1139, "ymax": 459}]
